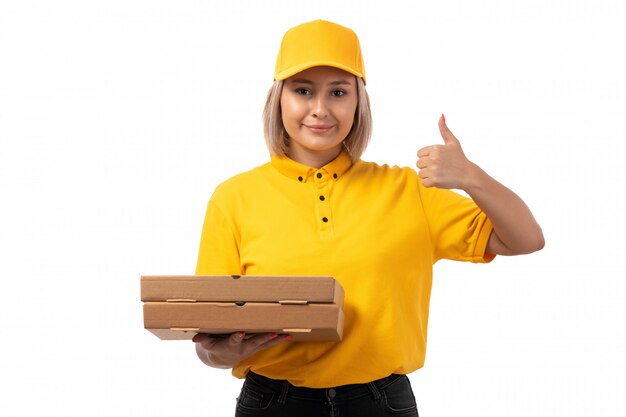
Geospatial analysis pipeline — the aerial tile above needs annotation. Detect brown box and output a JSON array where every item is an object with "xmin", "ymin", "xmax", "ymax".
[{"xmin": 141, "ymin": 275, "xmax": 344, "ymax": 341}]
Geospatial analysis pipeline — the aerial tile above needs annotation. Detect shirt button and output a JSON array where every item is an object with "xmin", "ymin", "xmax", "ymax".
[
  {"xmin": 319, "ymin": 196, "xmax": 325, "ymax": 201},
  {"xmin": 298, "ymin": 176, "xmax": 303, "ymax": 182},
  {"xmin": 328, "ymin": 388, "xmax": 336, "ymax": 399},
  {"xmin": 322, "ymin": 217, "xmax": 328, "ymax": 223},
  {"xmin": 317, "ymin": 172, "xmax": 322, "ymax": 179},
  {"xmin": 333, "ymin": 173, "xmax": 338, "ymax": 179}
]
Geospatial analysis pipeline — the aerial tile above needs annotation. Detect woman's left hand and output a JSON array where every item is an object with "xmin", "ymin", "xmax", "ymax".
[
  {"xmin": 417, "ymin": 115, "xmax": 544, "ymax": 255},
  {"xmin": 416, "ymin": 115, "xmax": 476, "ymax": 191}
]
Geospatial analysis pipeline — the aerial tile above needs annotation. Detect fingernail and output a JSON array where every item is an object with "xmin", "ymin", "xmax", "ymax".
[{"xmin": 441, "ymin": 113, "xmax": 446, "ymax": 123}]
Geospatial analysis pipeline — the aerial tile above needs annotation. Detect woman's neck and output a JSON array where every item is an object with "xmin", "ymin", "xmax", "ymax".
[{"xmin": 287, "ymin": 145, "xmax": 342, "ymax": 169}]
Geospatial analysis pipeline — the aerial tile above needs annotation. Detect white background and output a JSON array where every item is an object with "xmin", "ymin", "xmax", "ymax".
[{"xmin": 1, "ymin": 0, "xmax": 625, "ymax": 416}]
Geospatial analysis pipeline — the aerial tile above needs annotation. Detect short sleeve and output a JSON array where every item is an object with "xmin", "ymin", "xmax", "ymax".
[
  {"xmin": 195, "ymin": 195, "xmax": 242, "ymax": 275},
  {"xmin": 417, "ymin": 179, "xmax": 494, "ymax": 263}
]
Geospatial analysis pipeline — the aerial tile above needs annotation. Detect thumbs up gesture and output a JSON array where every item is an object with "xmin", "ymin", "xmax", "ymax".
[{"xmin": 416, "ymin": 115, "xmax": 476, "ymax": 190}]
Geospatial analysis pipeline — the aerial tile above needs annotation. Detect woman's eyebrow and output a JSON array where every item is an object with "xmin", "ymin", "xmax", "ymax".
[
  {"xmin": 289, "ymin": 78, "xmax": 314, "ymax": 85},
  {"xmin": 329, "ymin": 80, "xmax": 353, "ymax": 86}
]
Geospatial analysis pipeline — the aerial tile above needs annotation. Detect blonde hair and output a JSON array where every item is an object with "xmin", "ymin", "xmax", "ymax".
[{"xmin": 263, "ymin": 77, "xmax": 372, "ymax": 163}]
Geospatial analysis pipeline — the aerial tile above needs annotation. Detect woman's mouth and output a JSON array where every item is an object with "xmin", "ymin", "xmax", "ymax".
[{"xmin": 305, "ymin": 124, "xmax": 334, "ymax": 134}]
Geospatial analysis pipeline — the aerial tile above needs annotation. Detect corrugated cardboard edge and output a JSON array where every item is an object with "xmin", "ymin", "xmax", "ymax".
[{"xmin": 333, "ymin": 280, "xmax": 344, "ymax": 307}]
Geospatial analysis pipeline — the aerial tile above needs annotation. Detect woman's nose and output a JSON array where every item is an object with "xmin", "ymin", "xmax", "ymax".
[{"xmin": 311, "ymin": 95, "xmax": 328, "ymax": 118}]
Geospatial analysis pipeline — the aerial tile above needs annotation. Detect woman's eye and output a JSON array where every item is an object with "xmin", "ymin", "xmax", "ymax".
[
  {"xmin": 331, "ymin": 90, "xmax": 346, "ymax": 97},
  {"xmin": 295, "ymin": 88, "xmax": 311, "ymax": 95}
]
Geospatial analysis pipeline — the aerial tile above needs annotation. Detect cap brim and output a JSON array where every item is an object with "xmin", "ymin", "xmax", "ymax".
[{"xmin": 275, "ymin": 61, "xmax": 366, "ymax": 84}]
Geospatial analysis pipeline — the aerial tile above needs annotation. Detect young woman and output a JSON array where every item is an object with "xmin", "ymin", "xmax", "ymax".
[{"xmin": 192, "ymin": 19, "xmax": 544, "ymax": 416}]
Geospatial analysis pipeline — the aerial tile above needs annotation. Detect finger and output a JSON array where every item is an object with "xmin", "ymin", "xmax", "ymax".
[
  {"xmin": 192, "ymin": 333, "xmax": 228, "ymax": 344},
  {"xmin": 421, "ymin": 177, "xmax": 434, "ymax": 188},
  {"xmin": 243, "ymin": 332, "xmax": 278, "ymax": 348},
  {"xmin": 261, "ymin": 334, "xmax": 291, "ymax": 347},
  {"xmin": 438, "ymin": 114, "xmax": 459, "ymax": 145},
  {"xmin": 416, "ymin": 158, "xmax": 428, "ymax": 170},
  {"xmin": 417, "ymin": 146, "xmax": 431, "ymax": 158},
  {"xmin": 232, "ymin": 333, "xmax": 288, "ymax": 355},
  {"xmin": 251, "ymin": 334, "xmax": 292, "ymax": 351},
  {"xmin": 418, "ymin": 168, "xmax": 435, "ymax": 186},
  {"xmin": 192, "ymin": 333, "xmax": 211, "ymax": 344},
  {"xmin": 227, "ymin": 331, "xmax": 246, "ymax": 347}
]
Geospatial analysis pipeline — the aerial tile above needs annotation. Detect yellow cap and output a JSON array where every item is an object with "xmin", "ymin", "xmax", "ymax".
[{"xmin": 274, "ymin": 20, "xmax": 366, "ymax": 84}]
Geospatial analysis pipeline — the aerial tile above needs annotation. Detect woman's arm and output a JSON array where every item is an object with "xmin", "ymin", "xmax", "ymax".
[{"xmin": 416, "ymin": 115, "xmax": 544, "ymax": 256}]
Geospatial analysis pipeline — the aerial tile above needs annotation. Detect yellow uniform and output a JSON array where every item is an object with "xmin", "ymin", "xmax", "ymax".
[{"xmin": 196, "ymin": 150, "xmax": 494, "ymax": 388}]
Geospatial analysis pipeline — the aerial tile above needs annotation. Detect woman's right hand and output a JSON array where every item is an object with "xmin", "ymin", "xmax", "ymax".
[{"xmin": 192, "ymin": 332, "xmax": 291, "ymax": 369}]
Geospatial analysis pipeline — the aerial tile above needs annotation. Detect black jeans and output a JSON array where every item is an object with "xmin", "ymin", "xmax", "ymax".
[{"xmin": 235, "ymin": 371, "xmax": 418, "ymax": 417}]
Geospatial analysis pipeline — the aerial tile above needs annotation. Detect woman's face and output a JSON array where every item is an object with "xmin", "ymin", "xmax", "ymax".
[{"xmin": 280, "ymin": 66, "xmax": 358, "ymax": 167}]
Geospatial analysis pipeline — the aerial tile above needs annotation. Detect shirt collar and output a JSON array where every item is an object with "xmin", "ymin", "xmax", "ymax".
[{"xmin": 270, "ymin": 150, "xmax": 353, "ymax": 183}]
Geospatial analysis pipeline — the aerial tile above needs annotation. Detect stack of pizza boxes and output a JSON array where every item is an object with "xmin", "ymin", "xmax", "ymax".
[{"xmin": 141, "ymin": 275, "xmax": 345, "ymax": 341}]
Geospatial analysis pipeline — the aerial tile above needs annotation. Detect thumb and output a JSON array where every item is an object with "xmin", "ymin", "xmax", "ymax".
[
  {"xmin": 439, "ymin": 114, "xmax": 458, "ymax": 145},
  {"xmin": 192, "ymin": 333, "xmax": 210, "ymax": 343}
]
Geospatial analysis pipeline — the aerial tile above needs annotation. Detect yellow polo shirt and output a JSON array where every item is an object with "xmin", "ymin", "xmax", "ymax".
[{"xmin": 196, "ymin": 150, "xmax": 494, "ymax": 388}]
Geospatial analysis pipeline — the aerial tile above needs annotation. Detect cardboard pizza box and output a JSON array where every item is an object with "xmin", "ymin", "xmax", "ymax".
[{"xmin": 141, "ymin": 275, "xmax": 344, "ymax": 341}]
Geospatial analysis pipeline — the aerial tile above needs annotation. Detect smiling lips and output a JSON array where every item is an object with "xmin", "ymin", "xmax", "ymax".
[{"xmin": 304, "ymin": 124, "xmax": 335, "ymax": 134}]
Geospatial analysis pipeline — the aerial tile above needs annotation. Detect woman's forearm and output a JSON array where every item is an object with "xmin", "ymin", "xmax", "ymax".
[{"xmin": 464, "ymin": 163, "xmax": 544, "ymax": 255}]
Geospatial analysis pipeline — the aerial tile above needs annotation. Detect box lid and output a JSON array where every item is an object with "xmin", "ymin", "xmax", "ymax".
[{"xmin": 140, "ymin": 275, "xmax": 343, "ymax": 305}]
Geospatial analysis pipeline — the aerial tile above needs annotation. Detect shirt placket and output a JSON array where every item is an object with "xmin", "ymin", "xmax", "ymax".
[{"xmin": 313, "ymin": 169, "xmax": 333, "ymax": 237}]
